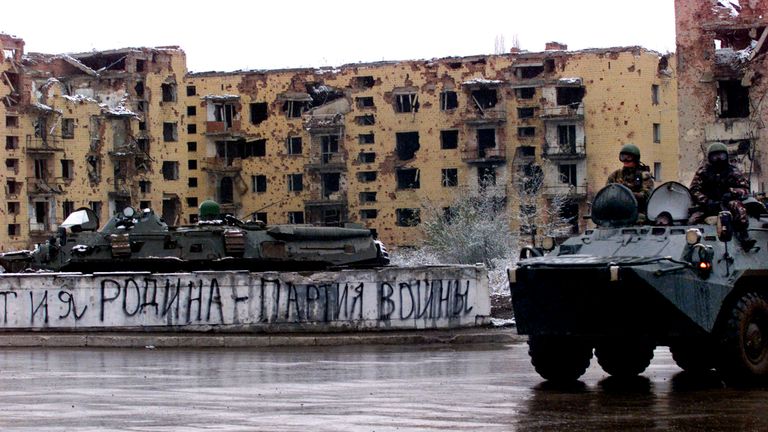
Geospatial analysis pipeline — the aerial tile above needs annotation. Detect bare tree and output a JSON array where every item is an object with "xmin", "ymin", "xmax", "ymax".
[{"xmin": 513, "ymin": 160, "xmax": 574, "ymax": 246}]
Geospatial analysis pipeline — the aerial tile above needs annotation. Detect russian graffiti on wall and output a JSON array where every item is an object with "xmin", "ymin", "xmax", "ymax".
[{"xmin": 0, "ymin": 266, "xmax": 490, "ymax": 331}]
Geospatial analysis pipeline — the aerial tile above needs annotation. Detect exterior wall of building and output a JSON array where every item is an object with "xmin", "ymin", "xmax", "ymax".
[
  {"xmin": 0, "ymin": 34, "xmax": 678, "ymax": 250},
  {"xmin": 675, "ymin": 0, "xmax": 767, "ymax": 188}
]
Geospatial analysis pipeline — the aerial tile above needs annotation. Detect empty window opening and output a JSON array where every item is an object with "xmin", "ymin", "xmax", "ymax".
[
  {"xmin": 359, "ymin": 152, "xmax": 376, "ymax": 163},
  {"xmin": 653, "ymin": 123, "xmax": 661, "ymax": 143},
  {"xmin": 62, "ymin": 201, "xmax": 75, "ymax": 218},
  {"xmin": 250, "ymin": 102, "xmax": 268, "ymax": 124},
  {"xmin": 357, "ymin": 171, "xmax": 377, "ymax": 182},
  {"xmin": 517, "ymin": 65, "xmax": 544, "ymax": 79},
  {"xmin": 6, "ymin": 159, "xmax": 19, "ymax": 172},
  {"xmin": 360, "ymin": 192, "xmax": 377, "ymax": 203},
  {"xmin": 287, "ymin": 173, "xmax": 303, "ymax": 192},
  {"xmin": 8, "ymin": 224, "xmax": 20, "ymax": 236},
  {"xmin": 34, "ymin": 159, "xmax": 48, "ymax": 180},
  {"xmin": 138, "ymin": 139, "xmax": 149, "ymax": 153},
  {"xmin": 396, "ymin": 208, "xmax": 421, "ymax": 227},
  {"xmin": 282, "ymin": 100, "xmax": 306, "ymax": 118},
  {"xmin": 288, "ymin": 211, "xmax": 305, "ymax": 224},
  {"xmin": 356, "ymin": 97, "xmax": 375, "ymax": 108},
  {"xmin": 355, "ymin": 114, "xmax": 375, "ymax": 125},
  {"xmin": 651, "ymin": 84, "xmax": 660, "ymax": 105},
  {"xmin": 139, "ymin": 180, "xmax": 152, "ymax": 193},
  {"xmin": 139, "ymin": 200, "xmax": 151, "ymax": 210},
  {"xmin": 286, "ymin": 136, "xmax": 302, "ymax": 155},
  {"xmin": 556, "ymin": 87, "xmax": 585, "ymax": 106},
  {"xmin": 396, "ymin": 168, "xmax": 420, "ymax": 189},
  {"xmin": 518, "ymin": 146, "xmax": 536, "ymax": 158},
  {"xmin": 34, "ymin": 201, "xmax": 47, "ymax": 224},
  {"xmin": 654, "ymin": 162, "xmax": 662, "ymax": 180},
  {"xmin": 186, "ymin": 85, "xmax": 196, "ymax": 97},
  {"xmin": 517, "ymin": 107, "xmax": 535, "ymax": 119},
  {"xmin": 440, "ymin": 91, "xmax": 458, "ymax": 110},
  {"xmin": 321, "ymin": 135, "xmax": 339, "ymax": 163},
  {"xmin": 5, "ymin": 136, "xmax": 18, "ymax": 150},
  {"xmin": 139, "ymin": 121, "xmax": 146, "ymax": 131},
  {"xmin": 559, "ymin": 164, "xmax": 577, "ymax": 186},
  {"xmin": 188, "ymin": 160, "xmax": 197, "ymax": 170},
  {"xmin": 188, "ymin": 177, "xmax": 198, "ymax": 187},
  {"xmin": 359, "ymin": 133, "xmax": 375, "ymax": 144},
  {"xmin": 322, "ymin": 173, "xmax": 341, "ymax": 198},
  {"xmin": 162, "ymin": 161, "xmax": 179, "ymax": 180},
  {"xmin": 396, "ymin": 132, "xmax": 420, "ymax": 160},
  {"xmin": 213, "ymin": 103, "xmax": 237, "ymax": 128},
  {"xmin": 135, "ymin": 59, "xmax": 145, "ymax": 72},
  {"xmin": 61, "ymin": 159, "xmax": 74, "ymax": 179},
  {"xmin": 135, "ymin": 81, "xmax": 145, "ymax": 98},
  {"xmin": 163, "ymin": 122, "xmax": 178, "ymax": 142},
  {"xmin": 215, "ymin": 139, "xmax": 266, "ymax": 163},
  {"xmin": 6, "ymin": 179, "xmax": 20, "ymax": 195},
  {"xmin": 217, "ymin": 177, "xmax": 234, "ymax": 204},
  {"xmin": 187, "ymin": 142, "xmax": 197, "ymax": 152},
  {"xmin": 61, "ymin": 118, "xmax": 75, "ymax": 139},
  {"xmin": 187, "ymin": 106, "xmax": 197, "ymax": 116},
  {"xmin": 441, "ymin": 130, "xmax": 459, "ymax": 149},
  {"xmin": 187, "ymin": 124, "xmax": 197, "ymax": 134},
  {"xmin": 718, "ymin": 80, "xmax": 750, "ymax": 118},
  {"xmin": 478, "ymin": 166, "xmax": 496, "ymax": 186},
  {"xmin": 252, "ymin": 175, "xmax": 267, "ymax": 193},
  {"xmin": 395, "ymin": 93, "xmax": 419, "ymax": 113},
  {"xmin": 6, "ymin": 116, "xmax": 18, "ymax": 128},
  {"xmin": 560, "ymin": 201, "xmax": 580, "ymax": 234},
  {"xmin": 354, "ymin": 76, "xmax": 375, "ymax": 88},
  {"xmin": 471, "ymin": 88, "xmax": 498, "ymax": 110},
  {"xmin": 518, "ymin": 127, "xmax": 536, "ymax": 138},
  {"xmin": 256, "ymin": 212, "xmax": 268, "ymax": 224},
  {"xmin": 544, "ymin": 58, "xmax": 556, "ymax": 73},
  {"xmin": 8, "ymin": 202, "xmax": 19, "ymax": 214},
  {"xmin": 442, "ymin": 168, "xmax": 458, "ymax": 187},
  {"xmin": 558, "ymin": 125, "xmax": 577, "ymax": 150},
  {"xmin": 516, "ymin": 87, "xmax": 536, "ymax": 99},
  {"xmin": 360, "ymin": 209, "xmax": 378, "ymax": 220},
  {"xmin": 477, "ymin": 128, "xmax": 496, "ymax": 157},
  {"xmin": 161, "ymin": 83, "xmax": 177, "ymax": 102}
]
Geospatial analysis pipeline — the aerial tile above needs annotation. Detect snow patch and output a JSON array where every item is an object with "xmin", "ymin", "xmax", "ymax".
[
  {"xmin": 63, "ymin": 94, "xmax": 98, "ymax": 104},
  {"xmin": 462, "ymin": 77, "xmax": 502, "ymax": 86},
  {"xmin": 714, "ymin": 0, "xmax": 741, "ymax": 17},
  {"xmin": 490, "ymin": 317, "xmax": 515, "ymax": 327}
]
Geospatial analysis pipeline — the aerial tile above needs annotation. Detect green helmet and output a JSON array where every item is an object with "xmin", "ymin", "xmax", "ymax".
[
  {"xmin": 620, "ymin": 143, "xmax": 641, "ymax": 159},
  {"xmin": 199, "ymin": 200, "xmax": 221, "ymax": 221},
  {"xmin": 707, "ymin": 142, "xmax": 728, "ymax": 155}
]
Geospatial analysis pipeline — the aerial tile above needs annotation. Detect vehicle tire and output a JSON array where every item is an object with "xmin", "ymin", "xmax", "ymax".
[
  {"xmin": 528, "ymin": 335, "xmax": 593, "ymax": 382},
  {"xmin": 717, "ymin": 291, "xmax": 768, "ymax": 385},
  {"xmin": 669, "ymin": 341, "xmax": 714, "ymax": 373},
  {"xmin": 595, "ymin": 339, "xmax": 655, "ymax": 378}
]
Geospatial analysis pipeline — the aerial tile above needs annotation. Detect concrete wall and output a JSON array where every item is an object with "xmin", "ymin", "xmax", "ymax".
[{"xmin": 0, "ymin": 266, "xmax": 489, "ymax": 332}]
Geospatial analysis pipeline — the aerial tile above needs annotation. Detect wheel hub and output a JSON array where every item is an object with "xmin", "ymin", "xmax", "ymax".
[{"xmin": 744, "ymin": 322, "xmax": 766, "ymax": 364}]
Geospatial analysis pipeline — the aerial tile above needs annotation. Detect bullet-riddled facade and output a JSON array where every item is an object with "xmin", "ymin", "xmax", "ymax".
[{"xmin": 0, "ymin": 34, "xmax": 678, "ymax": 250}]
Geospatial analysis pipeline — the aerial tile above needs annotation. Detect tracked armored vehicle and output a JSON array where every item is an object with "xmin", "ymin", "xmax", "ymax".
[
  {"xmin": 510, "ymin": 181, "xmax": 768, "ymax": 384},
  {"xmin": 0, "ymin": 201, "xmax": 389, "ymax": 273}
]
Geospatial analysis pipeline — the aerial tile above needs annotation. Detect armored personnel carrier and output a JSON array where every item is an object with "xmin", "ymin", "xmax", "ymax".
[
  {"xmin": 510, "ymin": 181, "xmax": 768, "ymax": 384},
  {"xmin": 0, "ymin": 201, "xmax": 389, "ymax": 273}
]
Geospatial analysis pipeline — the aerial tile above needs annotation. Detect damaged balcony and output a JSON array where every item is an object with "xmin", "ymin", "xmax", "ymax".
[
  {"xmin": 462, "ymin": 78, "xmax": 507, "ymax": 125},
  {"xmin": 302, "ymin": 98, "xmax": 349, "ymax": 133},
  {"xmin": 203, "ymin": 156, "xmax": 243, "ymax": 174},
  {"xmin": 307, "ymin": 134, "xmax": 345, "ymax": 171},
  {"xmin": 704, "ymin": 119, "xmax": 759, "ymax": 142},
  {"xmin": 544, "ymin": 139, "xmax": 586, "ymax": 159},
  {"xmin": 203, "ymin": 95, "xmax": 242, "ymax": 136},
  {"xmin": 25, "ymin": 135, "xmax": 63, "ymax": 154},
  {"xmin": 25, "ymin": 176, "xmax": 65, "ymax": 196},
  {"xmin": 540, "ymin": 102, "xmax": 584, "ymax": 119},
  {"xmin": 462, "ymin": 128, "xmax": 506, "ymax": 164},
  {"xmin": 542, "ymin": 161, "xmax": 588, "ymax": 198},
  {"xmin": 540, "ymin": 81, "xmax": 585, "ymax": 119}
]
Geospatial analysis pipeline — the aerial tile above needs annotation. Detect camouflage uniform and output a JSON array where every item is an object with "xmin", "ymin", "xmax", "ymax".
[
  {"xmin": 606, "ymin": 166, "xmax": 654, "ymax": 215},
  {"xmin": 688, "ymin": 162, "xmax": 750, "ymax": 230}
]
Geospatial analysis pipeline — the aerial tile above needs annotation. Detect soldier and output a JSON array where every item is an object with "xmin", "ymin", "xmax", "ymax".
[
  {"xmin": 689, "ymin": 142, "xmax": 755, "ymax": 250},
  {"xmin": 606, "ymin": 144, "xmax": 654, "ymax": 219}
]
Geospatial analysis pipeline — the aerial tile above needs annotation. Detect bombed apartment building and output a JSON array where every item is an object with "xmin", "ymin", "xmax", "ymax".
[
  {"xmin": 0, "ymin": 33, "xmax": 677, "ymax": 249},
  {"xmin": 675, "ymin": 0, "xmax": 768, "ymax": 188}
]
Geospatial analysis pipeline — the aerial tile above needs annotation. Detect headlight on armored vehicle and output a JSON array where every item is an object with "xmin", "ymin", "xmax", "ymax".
[
  {"xmin": 689, "ymin": 243, "xmax": 714, "ymax": 278},
  {"xmin": 686, "ymin": 228, "xmax": 702, "ymax": 245},
  {"xmin": 541, "ymin": 236, "xmax": 555, "ymax": 251}
]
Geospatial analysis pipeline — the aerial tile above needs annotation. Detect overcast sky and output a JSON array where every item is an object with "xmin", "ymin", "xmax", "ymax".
[{"xmin": 1, "ymin": 0, "xmax": 676, "ymax": 73}]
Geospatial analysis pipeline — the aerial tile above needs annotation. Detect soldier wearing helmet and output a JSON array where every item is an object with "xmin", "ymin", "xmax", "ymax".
[
  {"xmin": 606, "ymin": 143, "xmax": 654, "ymax": 219},
  {"xmin": 689, "ymin": 142, "xmax": 755, "ymax": 250}
]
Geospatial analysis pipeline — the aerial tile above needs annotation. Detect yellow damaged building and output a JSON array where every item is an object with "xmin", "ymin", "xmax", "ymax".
[{"xmin": 0, "ymin": 34, "xmax": 677, "ymax": 250}]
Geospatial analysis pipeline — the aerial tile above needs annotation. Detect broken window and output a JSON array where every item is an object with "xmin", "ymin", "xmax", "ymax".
[
  {"xmin": 187, "ymin": 142, "xmax": 197, "ymax": 152},
  {"xmin": 360, "ymin": 209, "xmax": 378, "ymax": 220},
  {"xmin": 61, "ymin": 118, "xmax": 75, "ymax": 139},
  {"xmin": 357, "ymin": 171, "xmax": 377, "ymax": 182},
  {"xmin": 186, "ymin": 85, "xmax": 196, "ymax": 97},
  {"xmin": 442, "ymin": 168, "xmax": 458, "ymax": 187},
  {"xmin": 5, "ymin": 158, "xmax": 18, "ymax": 172},
  {"xmin": 6, "ymin": 116, "xmax": 18, "ymax": 128},
  {"xmin": 286, "ymin": 136, "xmax": 302, "ymax": 155},
  {"xmin": 516, "ymin": 87, "xmax": 535, "ymax": 99},
  {"xmin": 396, "ymin": 168, "xmax": 420, "ymax": 189},
  {"xmin": 139, "ymin": 121, "xmax": 146, "ymax": 131},
  {"xmin": 359, "ymin": 133, "xmax": 375, "ymax": 144},
  {"xmin": 316, "ymin": 135, "xmax": 338, "ymax": 164},
  {"xmin": 163, "ymin": 122, "xmax": 178, "ymax": 142},
  {"xmin": 395, "ymin": 132, "xmax": 420, "ymax": 160},
  {"xmin": 162, "ymin": 161, "xmax": 179, "ymax": 180},
  {"xmin": 188, "ymin": 177, "xmax": 198, "ymax": 187},
  {"xmin": 558, "ymin": 125, "xmax": 577, "ymax": 151},
  {"xmin": 139, "ymin": 200, "xmax": 151, "ymax": 210},
  {"xmin": 253, "ymin": 212, "xmax": 267, "ymax": 224},
  {"xmin": 114, "ymin": 160, "xmax": 128, "ymax": 180},
  {"xmin": 651, "ymin": 84, "xmax": 660, "ymax": 105},
  {"xmin": 354, "ymin": 76, "xmax": 375, "ymax": 88},
  {"xmin": 287, "ymin": 173, "xmax": 303, "ymax": 192},
  {"xmin": 90, "ymin": 201, "xmax": 102, "ymax": 219},
  {"xmin": 188, "ymin": 160, "xmax": 197, "ymax": 170},
  {"xmin": 440, "ymin": 91, "xmax": 458, "ymax": 110},
  {"xmin": 8, "ymin": 224, "xmax": 19, "ymax": 236},
  {"xmin": 252, "ymin": 175, "xmax": 267, "ymax": 193},
  {"xmin": 135, "ymin": 81, "xmax": 145, "ymax": 98},
  {"xmin": 135, "ymin": 59, "xmax": 145, "ymax": 72},
  {"xmin": 470, "ymin": 88, "xmax": 498, "ymax": 110},
  {"xmin": 355, "ymin": 114, "xmax": 375, "ymax": 125},
  {"xmin": 5, "ymin": 136, "xmax": 18, "ymax": 150},
  {"xmin": 359, "ymin": 192, "xmax": 377, "ymax": 203},
  {"xmin": 6, "ymin": 179, "xmax": 20, "ymax": 195},
  {"xmin": 250, "ymin": 102, "xmax": 268, "ymax": 124},
  {"xmin": 138, "ymin": 139, "xmax": 150, "ymax": 153},
  {"xmin": 288, "ymin": 211, "xmax": 305, "ymax": 224},
  {"xmin": 556, "ymin": 87, "xmax": 585, "ymax": 106},
  {"xmin": 517, "ymin": 107, "xmax": 535, "ymax": 119},
  {"xmin": 478, "ymin": 166, "xmax": 496, "ymax": 186},
  {"xmin": 34, "ymin": 159, "xmax": 48, "ymax": 180},
  {"xmin": 139, "ymin": 180, "xmax": 151, "ymax": 193},
  {"xmin": 187, "ymin": 124, "xmax": 197, "ymax": 134},
  {"xmin": 356, "ymin": 97, "xmax": 375, "ymax": 108},
  {"xmin": 322, "ymin": 173, "xmax": 341, "ymax": 198},
  {"xmin": 214, "ymin": 103, "xmax": 237, "ymax": 128},
  {"xmin": 516, "ymin": 65, "xmax": 544, "ymax": 79},
  {"xmin": 161, "ymin": 83, "xmax": 177, "ymax": 102},
  {"xmin": 215, "ymin": 139, "xmax": 267, "ymax": 162},
  {"xmin": 559, "ymin": 164, "xmax": 577, "ymax": 186},
  {"xmin": 186, "ymin": 197, "xmax": 199, "ymax": 207},
  {"xmin": 518, "ymin": 127, "xmax": 536, "ymax": 138},
  {"xmin": 718, "ymin": 80, "xmax": 750, "ymax": 118},
  {"xmin": 187, "ymin": 106, "xmax": 197, "ymax": 116},
  {"xmin": 282, "ymin": 100, "xmax": 306, "ymax": 118},
  {"xmin": 477, "ymin": 128, "xmax": 496, "ymax": 157},
  {"xmin": 544, "ymin": 58, "xmax": 556, "ymax": 73},
  {"xmin": 396, "ymin": 208, "xmax": 420, "ymax": 227},
  {"xmin": 395, "ymin": 93, "xmax": 419, "ymax": 113},
  {"xmin": 358, "ymin": 152, "xmax": 376, "ymax": 163},
  {"xmin": 61, "ymin": 160, "xmax": 74, "ymax": 180},
  {"xmin": 440, "ymin": 130, "xmax": 459, "ymax": 149},
  {"xmin": 7, "ymin": 202, "xmax": 19, "ymax": 214},
  {"xmin": 653, "ymin": 123, "xmax": 661, "ymax": 143}
]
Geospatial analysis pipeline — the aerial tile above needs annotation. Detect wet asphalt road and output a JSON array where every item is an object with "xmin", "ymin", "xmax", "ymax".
[{"xmin": 0, "ymin": 342, "xmax": 767, "ymax": 431}]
